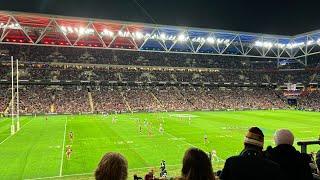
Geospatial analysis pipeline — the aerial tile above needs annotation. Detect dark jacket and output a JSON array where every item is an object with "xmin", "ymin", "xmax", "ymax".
[
  {"xmin": 220, "ymin": 149, "xmax": 281, "ymax": 180},
  {"xmin": 265, "ymin": 144, "xmax": 313, "ymax": 180}
]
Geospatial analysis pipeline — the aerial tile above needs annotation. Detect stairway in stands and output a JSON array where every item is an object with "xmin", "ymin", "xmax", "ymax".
[
  {"xmin": 120, "ymin": 92, "xmax": 132, "ymax": 112},
  {"xmin": 150, "ymin": 91, "xmax": 165, "ymax": 111},
  {"xmin": 175, "ymin": 87, "xmax": 195, "ymax": 108},
  {"xmin": 87, "ymin": 91, "xmax": 95, "ymax": 112}
]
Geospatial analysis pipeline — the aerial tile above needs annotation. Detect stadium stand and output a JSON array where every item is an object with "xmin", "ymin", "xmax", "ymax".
[
  {"xmin": 1, "ymin": 44, "xmax": 320, "ymax": 114},
  {"xmin": 0, "ymin": 85, "xmax": 10, "ymax": 113}
]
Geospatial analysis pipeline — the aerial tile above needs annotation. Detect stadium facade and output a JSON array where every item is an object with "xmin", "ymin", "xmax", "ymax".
[{"xmin": 0, "ymin": 10, "xmax": 320, "ymax": 64}]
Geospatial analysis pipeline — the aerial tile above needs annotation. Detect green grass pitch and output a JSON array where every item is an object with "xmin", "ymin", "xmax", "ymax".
[{"xmin": 0, "ymin": 110, "xmax": 319, "ymax": 179}]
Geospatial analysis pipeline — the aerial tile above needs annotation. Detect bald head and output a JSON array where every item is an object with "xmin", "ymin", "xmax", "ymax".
[{"xmin": 274, "ymin": 129, "xmax": 294, "ymax": 146}]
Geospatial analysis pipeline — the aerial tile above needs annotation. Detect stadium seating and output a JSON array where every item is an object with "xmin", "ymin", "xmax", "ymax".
[{"xmin": 0, "ymin": 44, "xmax": 319, "ymax": 114}]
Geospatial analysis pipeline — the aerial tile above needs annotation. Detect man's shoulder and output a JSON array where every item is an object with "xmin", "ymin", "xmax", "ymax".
[
  {"xmin": 225, "ymin": 155, "xmax": 240, "ymax": 163},
  {"xmin": 225, "ymin": 155, "xmax": 280, "ymax": 168}
]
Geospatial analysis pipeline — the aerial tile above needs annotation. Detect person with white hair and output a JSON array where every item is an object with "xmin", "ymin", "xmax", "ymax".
[{"xmin": 265, "ymin": 129, "xmax": 313, "ymax": 180}]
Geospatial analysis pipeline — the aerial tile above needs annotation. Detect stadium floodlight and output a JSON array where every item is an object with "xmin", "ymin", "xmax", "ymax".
[
  {"xmin": 254, "ymin": 41, "xmax": 273, "ymax": 48},
  {"xmin": 307, "ymin": 40, "xmax": 314, "ymax": 46},
  {"xmin": 217, "ymin": 38, "xmax": 224, "ymax": 44},
  {"xmin": 134, "ymin": 31, "xmax": 144, "ymax": 40},
  {"xmin": 102, "ymin": 29, "xmax": 114, "ymax": 37},
  {"xmin": 177, "ymin": 34, "xmax": 188, "ymax": 42},
  {"xmin": 60, "ymin": 26, "xmax": 67, "ymax": 34},
  {"xmin": 286, "ymin": 42, "xmax": 304, "ymax": 49},
  {"xmin": 118, "ymin": 30, "xmax": 130, "ymax": 37},
  {"xmin": 150, "ymin": 34, "xmax": 158, "ymax": 39},
  {"xmin": 224, "ymin": 39, "xmax": 230, "ymax": 45},
  {"xmin": 169, "ymin": 35, "xmax": 176, "ymax": 41},
  {"xmin": 145, "ymin": 33, "xmax": 151, "ymax": 38},
  {"xmin": 255, "ymin": 41, "xmax": 263, "ymax": 47},
  {"xmin": 264, "ymin": 42, "xmax": 273, "ymax": 48},
  {"xmin": 67, "ymin": 26, "xmax": 73, "ymax": 33},
  {"xmin": 191, "ymin": 37, "xmax": 205, "ymax": 43},
  {"xmin": 86, "ymin": 28, "xmax": 94, "ymax": 34},
  {"xmin": 206, "ymin": 37, "xmax": 215, "ymax": 44},
  {"xmin": 160, "ymin": 33, "xmax": 166, "ymax": 40},
  {"xmin": 79, "ymin": 27, "xmax": 85, "ymax": 35},
  {"xmin": 275, "ymin": 43, "xmax": 285, "ymax": 49},
  {"xmin": 0, "ymin": 22, "xmax": 20, "ymax": 30}
]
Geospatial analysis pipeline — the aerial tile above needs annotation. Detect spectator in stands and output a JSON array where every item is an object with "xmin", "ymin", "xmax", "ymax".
[
  {"xmin": 181, "ymin": 147, "xmax": 215, "ymax": 180},
  {"xmin": 95, "ymin": 152, "xmax": 128, "ymax": 180},
  {"xmin": 144, "ymin": 169, "xmax": 154, "ymax": 180},
  {"xmin": 265, "ymin": 129, "xmax": 313, "ymax": 180},
  {"xmin": 220, "ymin": 127, "xmax": 281, "ymax": 180}
]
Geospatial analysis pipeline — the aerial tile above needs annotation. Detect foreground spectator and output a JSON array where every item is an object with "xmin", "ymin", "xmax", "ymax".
[
  {"xmin": 220, "ymin": 127, "xmax": 281, "ymax": 180},
  {"xmin": 317, "ymin": 150, "xmax": 320, "ymax": 174},
  {"xmin": 265, "ymin": 129, "xmax": 313, "ymax": 180},
  {"xmin": 95, "ymin": 152, "xmax": 128, "ymax": 180},
  {"xmin": 145, "ymin": 169, "xmax": 154, "ymax": 180},
  {"xmin": 134, "ymin": 174, "xmax": 143, "ymax": 180},
  {"xmin": 181, "ymin": 147, "xmax": 215, "ymax": 180}
]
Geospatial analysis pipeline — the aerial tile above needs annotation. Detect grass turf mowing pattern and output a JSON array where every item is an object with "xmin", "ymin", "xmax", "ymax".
[{"xmin": 0, "ymin": 110, "xmax": 319, "ymax": 179}]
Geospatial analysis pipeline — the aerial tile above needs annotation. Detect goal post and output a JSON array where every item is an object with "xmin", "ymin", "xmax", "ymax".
[
  {"xmin": 10, "ymin": 56, "xmax": 20, "ymax": 134},
  {"xmin": 16, "ymin": 57, "xmax": 20, "ymax": 131},
  {"xmin": 10, "ymin": 56, "xmax": 15, "ymax": 135}
]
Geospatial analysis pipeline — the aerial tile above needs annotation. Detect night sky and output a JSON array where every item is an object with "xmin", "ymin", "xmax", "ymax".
[{"xmin": 0, "ymin": 0, "xmax": 319, "ymax": 35}]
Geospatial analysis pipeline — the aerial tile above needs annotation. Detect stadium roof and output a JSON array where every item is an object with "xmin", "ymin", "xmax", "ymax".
[{"xmin": 0, "ymin": 10, "xmax": 319, "ymax": 60}]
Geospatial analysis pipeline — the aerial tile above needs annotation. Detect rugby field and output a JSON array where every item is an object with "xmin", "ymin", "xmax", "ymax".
[{"xmin": 0, "ymin": 110, "xmax": 319, "ymax": 179}]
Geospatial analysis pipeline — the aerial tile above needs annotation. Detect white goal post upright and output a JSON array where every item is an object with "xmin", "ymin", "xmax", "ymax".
[
  {"xmin": 10, "ymin": 56, "xmax": 15, "ymax": 135},
  {"xmin": 16, "ymin": 58, "xmax": 20, "ymax": 131}
]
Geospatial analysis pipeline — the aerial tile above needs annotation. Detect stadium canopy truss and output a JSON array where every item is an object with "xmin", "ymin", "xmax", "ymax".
[{"xmin": 0, "ymin": 11, "xmax": 320, "ymax": 63}]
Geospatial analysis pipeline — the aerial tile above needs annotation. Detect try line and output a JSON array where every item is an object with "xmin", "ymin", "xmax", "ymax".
[{"xmin": 0, "ymin": 118, "xmax": 33, "ymax": 145}]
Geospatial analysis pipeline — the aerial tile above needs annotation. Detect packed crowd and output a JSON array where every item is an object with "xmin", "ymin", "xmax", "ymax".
[
  {"xmin": 181, "ymin": 87, "xmax": 287, "ymax": 110},
  {"xmin": 92, "ymin": 88, "xmax": 127, "ymax": 113},
  {"xmin": 0, "ymin": 85, "xmax": 290, "ymax": 114},
  {"xmin": 12, "ymin": 86, "xmax": 90, "ymax": 114},
  {"xmin": 95, "ymin": 128, "xmax": 320, "ymax": 180},
  {"xmin": 0, "ymin": 44, "xmax": 268, "ymax": 69},
  {"xmin": 2, "ymin": 85, "xmax": 320, "ymax": 114},
  {"xmin": 124, "ymin": 88, "xmax": 162, "ymax": 112},
  {"xmin": 0, "ymin": 62, "xmax": 316, "ymax": 84},
  {"xmin": 299, "ymin": 91, "xmax": 320, "ymax": 111},
  {"xmin": 0, "ymin": 86, "xmax": 10, "ymax": 113},
  {"xmin": 1, "ymin": 44, "xmax": 319, "ymax": 71}
]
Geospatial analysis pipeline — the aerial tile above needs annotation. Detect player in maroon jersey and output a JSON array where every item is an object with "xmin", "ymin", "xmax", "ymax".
[{"xmin": 66, "ymin": 145, "xmax": 72, "ymax": 160}]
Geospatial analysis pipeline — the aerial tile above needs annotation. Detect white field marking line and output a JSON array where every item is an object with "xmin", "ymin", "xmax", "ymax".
[
  {"xmin": 24, "ymin": 164, "xmax": 182, "ymax": 180},
  {"xmin": 0, "ymin": 119, "xmax": 33, "ymax": 145},
  {"xmin": 59, "ymin": 118, "xmax": 67, "ymax": 177}
]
